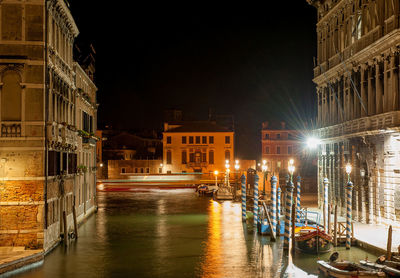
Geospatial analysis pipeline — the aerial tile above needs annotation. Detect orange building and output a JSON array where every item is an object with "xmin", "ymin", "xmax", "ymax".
[{"xmin": 162, "ymin": 121, "xmax": 234, "ymax": 174}]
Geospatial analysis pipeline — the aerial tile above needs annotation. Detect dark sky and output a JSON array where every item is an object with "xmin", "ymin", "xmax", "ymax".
[{"xmin": 69, "ymin": 2, "xmax": 317, "ymax": 159}]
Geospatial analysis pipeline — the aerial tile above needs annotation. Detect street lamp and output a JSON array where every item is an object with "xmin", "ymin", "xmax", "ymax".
[
  {"xmin": 306, "ymin": 137, "xmax": 321, "ymax": 149},
  {"xmin": 345, "ymin": 163, "xmax": 353, "ymax": 249},
  {"xmin": 214, "ymin": 170, "xmax": 219, "ymax": 187},
  {"xmin": 262, "ymin": 160, "xmax": 268, "ymax": 196},
  {"xmin": 160, "ymin": 163, "xmax": 163, "ymax": 174},
  {"xmin": 346, "ymin": 163, "xmax": 352, "ymax": 182},
  {"xmin": 288, "ymin": 159, "xmax": 295, "ymax": 182},
  {"xmin": 225, "ymin": 161, "xmax": 230, "ymax": 187}
]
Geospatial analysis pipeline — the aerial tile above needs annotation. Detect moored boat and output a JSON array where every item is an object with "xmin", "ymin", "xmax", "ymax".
[
  {"xmin": 318, "ymin": 260, "xmax": 386, "ymax": 277},
  {"xmin": 295, "ymin": 228, "xmax": 332, "ymax": 254},
  {"xmin": 360, "ymin": 260, "xmax": 400, "ymax": 277}
]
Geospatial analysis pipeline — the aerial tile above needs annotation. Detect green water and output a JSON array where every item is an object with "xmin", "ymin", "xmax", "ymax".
[{"xmin": 12, "ymin": 190, "xmax": 377, "ymax": 278}]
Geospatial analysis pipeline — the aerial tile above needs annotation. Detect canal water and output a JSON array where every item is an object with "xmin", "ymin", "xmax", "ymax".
[{"xmin": 12, "ymin": 190, "xmax": 376, "ymax": 278}]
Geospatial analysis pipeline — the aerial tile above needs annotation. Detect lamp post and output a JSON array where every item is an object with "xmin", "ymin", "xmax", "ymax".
[
  {"xmin": 262, "ymin": 160, "xmax": 267, "ymax": 196},
  {"xmin": 345, "ymin": 163, "xmax": 353, "ymax": 249},
  {"xmin": 284, "ymin": 161, "xmax": 295, "ymax": 250},
  {"xmin": 225, "ymin": 160, "xmax": 230, "ymax": 187},
  {"xmin": 160, "ymin": 163, "xmax": 163, "ymax": 174},
  {"xmin": 214, "ymin": 170, "xmax": 219, "ymax": 187}
]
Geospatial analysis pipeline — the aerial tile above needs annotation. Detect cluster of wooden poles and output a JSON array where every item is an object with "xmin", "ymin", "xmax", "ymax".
[{"xmin": 240, "ymin": 173, "xmax": 302, "ymax": 250}]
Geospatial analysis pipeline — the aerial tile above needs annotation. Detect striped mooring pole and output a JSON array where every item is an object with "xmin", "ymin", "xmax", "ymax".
[
  {"xmin": 323, "ymin": 177, "xmax": 329, "ymax": 230},
  {"xmin": 241, "ymin": 174, "xmax": 246, "ymax": 222},
  {"xmin": 284, "ymin": 179, "xmax": 294, "ymax": 250},
  {"xmin": 277, "ymin": 186, "xmax": 282, "ymax": 233},
  {"xmin": 253, "ymin": 174, "xmax": 259, "ymax": 226},
  {"xmin": 271, "ymin": 175, "xmax": 278, "ymax": 235},
  {"xmin": 346, "ymin": 180, "xmax": 353, "ymax": 249},
  {"xmin": 296, "ymin": 176, "xmax": 301, "ymax": 223}
]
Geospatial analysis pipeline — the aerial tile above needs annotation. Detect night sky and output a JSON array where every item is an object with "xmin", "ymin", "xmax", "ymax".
[{"xmin": 69, "ymin": 2, "xmax": 317, "ymax": 159}]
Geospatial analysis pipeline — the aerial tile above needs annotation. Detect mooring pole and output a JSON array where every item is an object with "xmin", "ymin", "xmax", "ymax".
[
  {"xmin": 387, "ymin": 225, "xmax": 393, "ymax": 260},
  {"xmin": 271, "ymin": 175, "xmax": 277, "ymax": 236},
  {"xmin": 277, "ymin": 187, "xmax": 282, "ymax": 236},
  {"xmin": 346, "ymin": 180, "xmax": 353, "ymax": 249},
  {"xmin": 284, "ymin": 179, "xmax": 294, "ymax": 250},
  {"xmin": 334, "ymin": 204, "xmax": 338, "ymax": 246},
  {"xmin": 323, "ymin": 177, "xmax": 329, "ymax": 231},
  {"xmin": 241, "ymin": 174, "xmax": 246, "ymax": 222},
  {"xmin": 296, "ymin": 176, "xmax": 301, "ymax": 223},
  {"xmin": 254, "ymin": 174, "xmax": 259, "ymax": 227}
]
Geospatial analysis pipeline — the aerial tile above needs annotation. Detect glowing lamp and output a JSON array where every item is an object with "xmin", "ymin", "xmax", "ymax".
[
  {"xmin": 345, "ymin": 163, "xmax": 352, "ymax": 175},
  {"xmin": 214, "ymin": 170, "xmax": 219, "ymax": 176},
  {"xmin": 306, "ymin": 137, "xmax": 321, "ymax": 149}
]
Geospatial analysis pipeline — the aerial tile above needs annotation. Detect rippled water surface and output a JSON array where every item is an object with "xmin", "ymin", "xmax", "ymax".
[{"xmin": 13, "ymin": 190, "xmax": 377, "ymax": 278}]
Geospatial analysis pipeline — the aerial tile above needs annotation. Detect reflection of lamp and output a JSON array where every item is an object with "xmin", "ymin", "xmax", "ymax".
[{"xmin": 225, "ymin": 161, "xmax": 230, "ymax": 187}]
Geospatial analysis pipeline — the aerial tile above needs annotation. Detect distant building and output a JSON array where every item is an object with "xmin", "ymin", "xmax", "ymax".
[
  {"xmin": 99, "ymin": 130, "xmax": 162, "ymax": 179},
  {"xmin": 162, "ymin": 121, "xmax": 234, "ymax": 174},
  {"xmin": 261, "ymin": 121, "xmax": 317, "ymax": 192}
]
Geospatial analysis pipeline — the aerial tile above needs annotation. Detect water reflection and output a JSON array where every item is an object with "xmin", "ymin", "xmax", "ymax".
[{"xmin": 9, "ymin": 190, "xmax": 376, "ymax": 278}]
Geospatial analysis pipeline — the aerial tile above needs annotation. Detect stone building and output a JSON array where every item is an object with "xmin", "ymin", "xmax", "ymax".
[
  {"xmin": 261, "ymin": 121, "xmax": 317, "ymax": 192},
  {"xmin": 0, "ymin": 0, "xmax": 97, "ymax": 251},
  {"xmin": 308, "ymin": 0, "xmax": 400, "ymax": 224},
  {"xmin": 162, "ymin": 121, "xmax": 235, "ymax": 174}
]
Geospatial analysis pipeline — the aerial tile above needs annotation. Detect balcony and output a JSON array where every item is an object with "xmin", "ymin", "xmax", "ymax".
[
  {"xmin": 1, "ymin": 123, "xmax": 21, "ymax": 137},
  {"xmin": 317, "ymin": 111, "xmax": 400, "ymax": 140},
  {"xmin": 82, "ymin": 136, "xmax": 97, "ymax": 147}
]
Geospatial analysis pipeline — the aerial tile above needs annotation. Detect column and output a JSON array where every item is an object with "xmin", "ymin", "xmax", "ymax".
[
  {"xmin": 376, "ymin": 167, "xmax": 382, "ymax": 224},
  {"xmin": 391, "ymin": 53, "xmax": 399, "ymax": 111},
  {"xmin": 383, "ymin": 57, "xmax": 389, "ymax": 112},
  {"xmin": 318, "ymin": 90, "xmax": 322, "ymax": 127},
  {"xmin": 361, "ymin": 179, "xmax": 366, "ymax": 223},
  {"xmin": 361, "ymin": 66, "xmax": 367, "ymax": 117},
  {"xmin": 376, "ymin": 62, "xmax": 383, "ymax": 114},
  {"xmin": 368, "ymin": 65, "xmax": 375, "ymax": 115},
  {"xmin": 368, "ymin": 175, "xmax": 374, "ymax": 224}
]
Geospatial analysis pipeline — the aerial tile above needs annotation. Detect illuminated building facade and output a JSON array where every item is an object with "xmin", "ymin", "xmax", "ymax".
[
  {"xmin": 162, "ymin": 121, "xmax": 234, "ymax": 175},
  {"xmin": 0, "ymin": 0, "xmax": 97, "ymax": 250},
  {"xmin": 261, "ymin": 121, "xmax": 317, "ymax": 192},
  {"xmin": 309, "ymin": 0, "xmax": 400, "ymax": 223}
]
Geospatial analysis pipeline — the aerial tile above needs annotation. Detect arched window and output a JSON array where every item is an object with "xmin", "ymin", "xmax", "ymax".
[
  {"xmin": 1, "ymin": 71, "xmax": 21, "ymax": 121},
  {"xmin": 166, "ymin": 150, "xmax": 172, "ymax": 164}
]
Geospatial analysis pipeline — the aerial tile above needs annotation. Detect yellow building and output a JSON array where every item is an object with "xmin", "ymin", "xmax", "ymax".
[{"xmin": 162, "ymin": 121, "xmax": 234, "ymax": 174}]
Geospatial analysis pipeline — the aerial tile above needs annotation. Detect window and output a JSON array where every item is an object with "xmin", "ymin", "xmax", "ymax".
[
  {"xmin": 202, "ymin": 152, "xmax": 207, "ymax": 163},
  {"xmin": 288, "ymin": 146, "xmax": 292, "ymax": 154},
  {"xmin": 140, "ymin": 168, "xmax": 144, "ymax": 173},
  {"xmin": 225, "ymin": 150, "xmax": 230, "ymax": 161},
  {"xmin": 277, "ymin": 161, "xmax": 281, "ymax": 168},
  {"xmin": 265, "ymin": 133, "xmax": 269, "ymax": 139},
  {"xmin": 121, "ymin": 167, "xmax": 126, "ymax": 173},
  {"xmin": 277, "ymin": 146, "xmax": 281, "ymax": 154},
  {"xmin": 288, "ymin": 133, "xmax": 293, "ymax": 139},
  {"xmin": 182, "ymin": 136, "xmax": 187, "ymax": 144},
  {"xmin": 209, "ymin": 136, "xmax": 214, "ymax": 144},
  {"xmin": 276, "ymin": 134, "xmax": 281, "ymax": 139},
  {"xmin": 189, "ymin": 136, "xmax": 194, "ymax": 144},
  {"xmin": 166, "ymin": 136, "xmax": 171, "ymax": 144},
  {"xmin": 135, "ymin": 168, "xmax": 138, "ymax": 173},
  {"xmin": 182, "ymin": 151, "xmax": 187, "ymax": 164},
  {"xmin": 225, "ymin": 136, "xmax": 230, "ymax": 144},
  {"xmin": 166, "ymin": 150, "xmax": 172, "ymax": 164},
  {"xmin": 146, "ymin": 168, "xmax": 149, "ymax": 173},
  {"xmin": 196, "ymin": 136, "xmax": 200, "ymax": 144},
  {"xmin": 265, "ymin": 146, "xmax": 270, "ymax": 154},
  {"xmin": 209, "ymin": 151, "xmax": 214, "ymax": 164},
  {"xmin": 189, "ymin": 152, "xmax": 195, "ymax": 162},
  {"xmin": 202, "ymin": 136, "xmax": 207, "ymax": 144},
  {"xmin": 159, "ymin": 168, "xmax": 162, "ymax": 173},
  {"xmin": 2, "ymin": 71, "xmax": 22, "ymax": 121}
]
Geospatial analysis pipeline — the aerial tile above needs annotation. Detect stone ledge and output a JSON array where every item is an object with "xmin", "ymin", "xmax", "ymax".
[{"xmin": 0, "ymin": 249, "xmax": 43, "ymax": 275}]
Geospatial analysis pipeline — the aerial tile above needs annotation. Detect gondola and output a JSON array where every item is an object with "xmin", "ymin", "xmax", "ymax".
[
  {"xmin": 318, "ymin": 260, "xmax": 386, "ymax": 277},
  {"xmin": 295, "ymin": 228, "xmax": 332, "ymax": 254}
]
